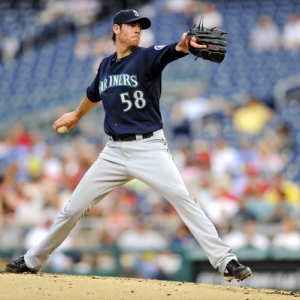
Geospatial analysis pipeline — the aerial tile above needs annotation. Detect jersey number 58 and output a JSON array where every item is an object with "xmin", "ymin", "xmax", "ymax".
[{"xmin": 120, "ymin": 90, "xmax": 147, "ymax": 112}]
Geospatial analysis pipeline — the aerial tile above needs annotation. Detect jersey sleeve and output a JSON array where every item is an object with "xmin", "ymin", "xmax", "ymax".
[
  {"xmin": 146, "ymin": 43, "xmax": 189, "ymax": 76},
  {"xmin": 86, "ymin": 66, "xmax": 101, "ymax": 103}
]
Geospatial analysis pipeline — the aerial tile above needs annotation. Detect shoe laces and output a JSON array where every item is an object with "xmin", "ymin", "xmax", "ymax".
[
  {"xmin": 228, "ymin": 260, "xmax": 241, "ymax": 269},
  {"xmin": 14, "ymin": 256, "xmax": 25, "ymax": 266}
]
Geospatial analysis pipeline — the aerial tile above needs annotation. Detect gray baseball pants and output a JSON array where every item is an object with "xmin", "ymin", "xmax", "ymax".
[{"xmin": 24, "ymin": 129, "xmax": 236, "ymax": 273}]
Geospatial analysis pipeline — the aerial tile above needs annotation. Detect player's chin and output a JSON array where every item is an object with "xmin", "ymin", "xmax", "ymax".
[{"xmin": 131, "ymin": 39, "xmax": 140, "ymax": 47}]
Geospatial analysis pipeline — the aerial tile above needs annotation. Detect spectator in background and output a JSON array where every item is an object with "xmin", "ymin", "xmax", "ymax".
[
  {"xmin": 164, "ymin": 0, "xmax": 194, "ymax": 15},
  {"xmin": 222, "ymin": 220, "xmax": 270, "ymax": 251},
  {"xmin": 210, "ymin": 138, "xmax": 239, "ymax": 179},
  {"xmin": 242, "ymin": 220, "xmax": 270, "ymax": 251},
  {"xmin": 243, "ymin": 189, "xmax": 275, "ymax": 223},
  {"xmin": 41, "ymin": 147, "xmax": 63, "ymax": 184},
  {"xmin": 93, "ymin": 33, "xmax": 114, "ymax": 58},
  {"xmin": 92, "ymin": 33, "xmax": 115, "ymax": 73},
  {"xmin": 169, "ymin": 90, "xmax": 216, "ymax": 147},
  {"xmin": 169, "ymin": 223, "xmax": 198, "ymax": 249},
  {"xmin": 117, "ymin": 216, "xmax": 168, "ymax": 251},
  {"xmin": 170, "ymin": 101, "xmax": 191, "ymax": 141},
  {"xmin": 272, "ymin": 217, "xmax": 300, "ymax": 250},
  {"xmin": 171, "ymin": 90, "xmax": 212, "ymax": 123},
  {"xmin": 281, "ymin": 13, "xmax": 300, "ymax": 50},
  {"xmin": 194, "ymin": 139, "xmax": 211, "ymax": 172},
  {"xmin": 38, "ymin": 0, "xmax": 68, "ymax": 25},
  {"xmin": 117, "ymin": 216, "xmax": 169, "ymax": 279},
  {"xmin": 236, "ymin": 138, "xmax": 258, "ymax": 167},
  {"xmin": 35, "ymin": 0, "xmax": 101, "ymax": 52},
  {"xmin": 221, "ymin": 223, "xmax": 246, "ymax": 250},
  {"xmin": 240, "ymin": 164, "xmax": 269, "ymax": 198},
  {"xmin": 26, "ymin": 133, "xmax": 47, "ymax": 181},
  {"xmin": 68, "ymin": 0, "xmax": 102, "ymax": 29},
  {"xmin": 253, "ymin": 140, "xmax": 286, "ymax": 179},
  {"xmin": 195, "ymin": 173, "xmax": 214, "ymax": 212},
  {"xmin": 192, "ymin": 2, "xmax": 223, "ymax": 29},
  {"xmin": 39, "ymin": 0, "xmax": 102, "ymax": 29},
  {"xmin": 230, "ymin": 148, "xmax": 260, "ymax": 200},
  {"xmin": 249, "ymin": 15, "xmax": 280, "ymax": 52},
  {"xmin": 204, "ymin": 181, "xmax": 240, "ymax": 231},
  {"xmin": 274, "ymin": 122, "xmax": 295, "ymax": 155},
  {"xmin": 263, "ymin": 175, "xmax": 300, "ymax": 214},
  {"xmin": 0, "ymin": 29, "xmax": 20, "ymax": 62},
  {"xmin": 232, "ymin": 95, "xmax": 273, "ymax": 136},
  {"xmin": 1, "ymin": 123, "xmax": 34, "ymax": 183},
  {"xmin": 74, "ymin": 32, "xmax": 95, "ymax": 60}
]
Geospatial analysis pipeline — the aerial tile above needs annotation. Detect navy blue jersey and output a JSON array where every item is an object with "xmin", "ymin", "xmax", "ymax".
[{"xmin": 86, "ymin": 42, "xmax": 188, "ymax": 136}]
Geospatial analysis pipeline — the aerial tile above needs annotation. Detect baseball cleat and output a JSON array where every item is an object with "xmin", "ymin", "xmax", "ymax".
[
  {"xmin": 223, "ymin": 260, "xmax": 252, "ymax": 282},
  {"xmin": 2, "ymin": 256, "xmax": 37, "ymax": 274}
]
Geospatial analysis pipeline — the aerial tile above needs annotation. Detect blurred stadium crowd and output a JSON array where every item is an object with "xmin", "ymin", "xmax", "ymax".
[{"xmin": 1, "ymin": 0, "xmax": 300, "ymax": 280}]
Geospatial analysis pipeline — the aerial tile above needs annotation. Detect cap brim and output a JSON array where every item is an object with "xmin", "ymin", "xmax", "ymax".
[{"xmin": 123, "ymin": 17, "xmax": 151, "ymax": 30}]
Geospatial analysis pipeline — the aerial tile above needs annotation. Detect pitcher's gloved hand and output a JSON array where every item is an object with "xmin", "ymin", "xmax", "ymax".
[{"xmin": 185, "ymin": 20, "xmax": 227, "ymax": 64}]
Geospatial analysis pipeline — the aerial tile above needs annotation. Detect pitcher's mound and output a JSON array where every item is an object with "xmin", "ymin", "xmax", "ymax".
[{"xmin": 0, "ymin": 273, "xmax": 298, "ymax": 300}]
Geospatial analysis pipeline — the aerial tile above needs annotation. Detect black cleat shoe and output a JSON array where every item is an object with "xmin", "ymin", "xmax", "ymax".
[
  {"xmin": 2, "ymin": 256, "xmax": 37, "ymax": 274},
  {"xmin": 223, "ymin": 260, "xmax": 252, "ymax": 282}
]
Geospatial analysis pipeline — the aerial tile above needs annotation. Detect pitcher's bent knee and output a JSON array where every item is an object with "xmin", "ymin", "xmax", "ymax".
[
  {"xmin": 168, "ymin": 190, "xmax": 197, "ymax": 205},
  {"xmin": 60, "ymin": 203, "xmax": 91, "ymax": 224}
]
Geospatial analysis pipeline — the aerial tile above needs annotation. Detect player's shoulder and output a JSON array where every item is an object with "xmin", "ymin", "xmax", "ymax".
[
  {"xmin": 136, "ymin": 45, "xmax": 172, "ymax": 59},
  {"xmin": 138, "ymin": 45, "xmax": 169, "ymax": 52}
]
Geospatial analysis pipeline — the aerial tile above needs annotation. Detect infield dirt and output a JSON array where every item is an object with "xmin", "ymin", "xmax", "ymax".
[{"xmin": 0, "ymin": 273, "xmax": 299, "ymax": 300}]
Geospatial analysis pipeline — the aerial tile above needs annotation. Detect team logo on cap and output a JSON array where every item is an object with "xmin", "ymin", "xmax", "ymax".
[{"xmin": 133, "ymin": 10, "xmax": 139, "ymax": 16}]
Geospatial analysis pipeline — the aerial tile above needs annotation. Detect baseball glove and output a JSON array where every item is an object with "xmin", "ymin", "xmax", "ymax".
[{"xmin": 185, "ymin": 21, "xmax": 227, "ymax": 64}]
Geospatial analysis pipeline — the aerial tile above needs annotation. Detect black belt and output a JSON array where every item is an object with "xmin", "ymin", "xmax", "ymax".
[{"xmin": 111, "ymin": 132, "xmax": 153, "ymax": 142}]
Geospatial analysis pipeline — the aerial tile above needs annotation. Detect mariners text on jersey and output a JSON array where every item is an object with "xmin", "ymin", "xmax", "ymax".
[{"xmin": 100, "ymin": 74, "xmax": 138, "ymax": 94}]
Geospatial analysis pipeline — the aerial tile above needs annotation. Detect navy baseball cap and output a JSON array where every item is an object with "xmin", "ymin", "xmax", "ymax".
[{"xmin": 113, "ymin": 9, "xmax": 151, "ymax": 30}]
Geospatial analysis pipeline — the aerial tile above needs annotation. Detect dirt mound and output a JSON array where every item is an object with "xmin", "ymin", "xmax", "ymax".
[{"xmin": 0, "ymin": 273, "xmax": 298, "ymax": 300}]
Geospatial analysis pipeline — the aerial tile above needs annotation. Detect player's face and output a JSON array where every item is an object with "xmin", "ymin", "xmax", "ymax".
[{"xmin": 118, "ymin": 22, "xmax": 142, "ymax": 47}]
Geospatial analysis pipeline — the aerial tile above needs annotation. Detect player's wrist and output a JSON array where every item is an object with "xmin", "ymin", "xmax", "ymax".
[
  {"xmin": 176, "ymin": 33, "xmax": 190, "ymax": 53},
  {"xmin": 73, "ymin": 109, "xmax": 82, "ymax": 120},
  {"xmin": 175, "ymin": 42, "xmax": 190, "ymax": 53}
]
